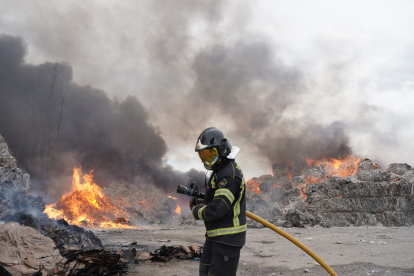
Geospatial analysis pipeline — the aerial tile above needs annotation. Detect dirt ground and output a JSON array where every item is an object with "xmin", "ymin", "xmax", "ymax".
[{"xmin": 93, "ymin": 224, "xmax": 414, "ymax": 276}]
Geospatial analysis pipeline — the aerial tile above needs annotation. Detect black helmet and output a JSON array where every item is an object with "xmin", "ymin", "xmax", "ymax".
[{"xmin": 195, "ymin": 127, "xmax": 232, "ymax": 170}]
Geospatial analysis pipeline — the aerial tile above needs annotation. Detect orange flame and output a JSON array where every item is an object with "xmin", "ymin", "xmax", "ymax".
[
  {"xmin": 305, "ymin": 155, "xmax": 360, "ymax": 178},
  {"xmin": 44, "ymin": 166, "xmax": 135, "ymax": 229},
  {"xmin": 174, "ymin": 205, "xmax": 181, "ymax": 215},
  {"xmin": 289, "ymin": 155, "xmax": 360, "ymax": 202},
  {"xmin": 246, "ymin": 179, "xmax": 261, "ymax": 194},
  {"xmin": 168, "ymin": 195, "xmax": 181, "ymax": 215}
]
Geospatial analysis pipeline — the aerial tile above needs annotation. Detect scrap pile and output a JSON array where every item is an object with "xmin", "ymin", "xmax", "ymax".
[{"xmin": 246, "ymin": 157, "xmax": 414, "ymax": 228}]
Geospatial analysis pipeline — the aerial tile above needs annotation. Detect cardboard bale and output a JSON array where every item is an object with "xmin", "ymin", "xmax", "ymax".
[{"xmin": 0, "ymin": 222, "xmax": 65, "ymax": 276}]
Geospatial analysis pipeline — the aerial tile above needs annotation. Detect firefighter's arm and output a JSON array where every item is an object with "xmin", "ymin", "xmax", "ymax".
[{"xmin": 192, "ymin": 177, "xmax": 240, "ymax": 222}]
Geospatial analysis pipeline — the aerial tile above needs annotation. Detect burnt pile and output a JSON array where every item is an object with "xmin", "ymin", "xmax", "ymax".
[
  {"xmin": 0, "ymin": 135, "xmax": 127, "ymax": 275},
  {"xmin": 246, "ymin": 157, "xmax": 414, "ymax": 228},
  {"xmin": 61, "ymin": 249, "xmax": 127, "ymax": 275},
  {"xmin": 137, "ymin": 244, "xmax": 203, "ymax": 262},
  {"xmin": 245, "ymin": 175, "xmax": 286, "ymax": 228}
]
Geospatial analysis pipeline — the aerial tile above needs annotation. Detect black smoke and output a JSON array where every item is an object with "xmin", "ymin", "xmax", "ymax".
[{"xmin": 0, "ymin": 34, "xmax": 203, "ymax": 198}]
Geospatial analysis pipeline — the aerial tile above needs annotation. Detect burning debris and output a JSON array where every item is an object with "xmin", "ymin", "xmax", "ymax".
[
  {"xmin": 43, "ymin": 165, "xmax": 184, "ymax": 228},
  {"xmin": 246, "ymin": 156, "xmax": 414, "ymax": 228},
  {"xmin": 45, "ymin": 166, "xmax": 134, "ymax": 229},
  {"xmin": 0, "ymin": 137, "xmax": 129, "ymax": 275},
  {"xmin": 1, "ymin": 135, "xmax": 201, "ymax": 275}
]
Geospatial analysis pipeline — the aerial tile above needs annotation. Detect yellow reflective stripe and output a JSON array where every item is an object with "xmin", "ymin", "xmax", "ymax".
[
  {"xmin": 233, "ymin": 176, "xmax": 245, "ymax": 227},
  {"xmin": 236, "ymin": 165, "xmax": 242, "ymax": 173},
  {"xmin": 214, "ymin": 188, "xmax": 235, "ymax": 203},
  {"xmin": 206, "ymin": 224, "xmax": 247, "ymax": 237},
  {"xmin": 230, "ymin": 162, "xmax": 235, "ymax": 178},
  {"xmin": 198, "ymin": 205, "xmax": 207, "ymax": 221},
  {"xmin": 211, "ymin": 175, "xmax": 217, "ymax": 188}
]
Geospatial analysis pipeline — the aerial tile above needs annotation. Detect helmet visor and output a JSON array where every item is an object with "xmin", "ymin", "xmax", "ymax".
[{"xmin": 198, "ymin": 147, "xmax": 219, "ymax": 168}]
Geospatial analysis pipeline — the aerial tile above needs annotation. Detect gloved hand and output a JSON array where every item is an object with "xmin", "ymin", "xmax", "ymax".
[{"xmin": 189, "ymin": 197, "xmax": 204, "ymax": 210}]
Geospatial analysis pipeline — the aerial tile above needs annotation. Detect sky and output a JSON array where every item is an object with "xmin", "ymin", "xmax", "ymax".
[{"xmin": 1, "ymin": 0, "xmax": 413, "ymax": 181}]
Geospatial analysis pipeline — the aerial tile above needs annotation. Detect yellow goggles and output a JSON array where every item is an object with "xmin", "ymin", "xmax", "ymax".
[{"xmin": 198, "ymin": 148, "xmax": 219, "ymax": 168}]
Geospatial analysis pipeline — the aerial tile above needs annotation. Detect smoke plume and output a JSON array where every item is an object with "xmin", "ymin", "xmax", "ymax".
[
  {"xmin": 0, "ymin": 34, "xmax": 203, "ymax": 198},
  {"xmin": 177, "ymin": 41, "xmax": 353, "ymax": 163}
]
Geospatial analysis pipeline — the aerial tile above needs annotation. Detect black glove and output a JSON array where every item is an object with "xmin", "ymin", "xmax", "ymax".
[{"xmin": 189, "ymin": 197, "xmax": 204, "ymax": 210}]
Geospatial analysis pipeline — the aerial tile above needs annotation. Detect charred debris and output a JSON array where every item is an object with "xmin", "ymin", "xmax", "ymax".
[{"xmin": 0, "ymin": 136, "xmax": 200, "ymax": 276}]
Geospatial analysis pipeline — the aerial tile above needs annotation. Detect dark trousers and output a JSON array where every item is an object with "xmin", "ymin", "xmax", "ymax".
[{"xmin": 199, "ymin": 239, "xmax": 241, "ymax": 276}]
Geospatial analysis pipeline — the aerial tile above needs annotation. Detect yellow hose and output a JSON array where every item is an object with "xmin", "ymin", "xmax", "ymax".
[{"xmin": 246, "ymin": 211, "xmax": 338, "ymax": 276}]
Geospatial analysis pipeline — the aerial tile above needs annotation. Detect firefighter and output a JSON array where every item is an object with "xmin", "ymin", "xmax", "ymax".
[{"xmin": 190, "ymin": 127, "xmax": 246, "ymax": 276}]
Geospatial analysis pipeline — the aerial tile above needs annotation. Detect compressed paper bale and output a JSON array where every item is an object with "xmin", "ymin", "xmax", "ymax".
[
  {"xmin": 293, "ymin": 160, "xmax": 308, "ymax": 177},
  {"xmin": 257, "ymin": 175, "xmax": 278, "ymax": 192},
  {"xmin": 285, "ymin": 209, "xmax": 315, "ymax": 227},
  {"xmin": 387, "ymin": 163, "xmax": 412, "ymax": 175},
  {"xmin": 282, "ymin": 188, "xmax": 303, "ymax": 205},
  {"xmin": 0, "ymin": 222, "xmax": 65, "ymax": 276}
]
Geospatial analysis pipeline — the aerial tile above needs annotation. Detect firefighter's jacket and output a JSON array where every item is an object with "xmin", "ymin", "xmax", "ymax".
[{"xmin": 192, "ymin": 159, "xmax": 246, "ymax": 247}]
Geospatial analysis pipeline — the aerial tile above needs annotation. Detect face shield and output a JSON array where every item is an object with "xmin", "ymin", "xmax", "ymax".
[{"xmin": 198, "ymin": 147, "xmax": 219, "ymax": 170}]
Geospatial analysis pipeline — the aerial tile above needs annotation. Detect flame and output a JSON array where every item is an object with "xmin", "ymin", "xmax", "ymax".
[
  {"xmin": 305, "ymin": 155, "xmax": 360, "ymax": 178},
  {"xmin": 167, "ymin": 195, "xmax": 181, "ymax": 215},
  {"xmin": 246, "ymin": 179, "xmax": 261, "ymax": 194},
  {"xmin": 282, "ymin": 155, "xmax": 360, "ymax": 210},
  {"xmin": 44, "ymin": 166, "xmax": 136, "ymax": 229},
  {"xmin": 174, "ymin": 205, "xmax": 181, "ymax": 215},
  {"xmin": 306, "ymin": 158, "xmax": 314, "ymax": 166}
]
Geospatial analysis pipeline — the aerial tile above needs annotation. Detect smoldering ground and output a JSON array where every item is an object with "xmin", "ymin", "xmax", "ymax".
[{"xmin": 0, "ymin": 34, "xmax": 204, "ymax": 199}]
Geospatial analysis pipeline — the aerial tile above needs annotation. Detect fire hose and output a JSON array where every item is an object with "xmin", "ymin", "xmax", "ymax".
[{"xmin": 246, "ymin": 211, "xmax": 338, "ymax": 276}]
